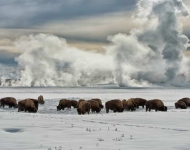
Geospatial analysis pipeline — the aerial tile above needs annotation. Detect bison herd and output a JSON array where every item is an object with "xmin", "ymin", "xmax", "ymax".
[
  {"xmin": 0, "ymin": 95, "xmax": 45, "ymax": 113},
  {"xmin": 0, "ymin": 96, "xmax": 190, "ymax": 114}
]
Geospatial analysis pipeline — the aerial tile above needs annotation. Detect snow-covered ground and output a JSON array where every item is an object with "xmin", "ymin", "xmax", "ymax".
[{"xmin": 0, "ymin": 87, "xmax": 190, "ymax": 150}]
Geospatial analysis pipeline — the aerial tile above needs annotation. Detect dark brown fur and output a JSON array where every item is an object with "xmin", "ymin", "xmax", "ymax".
[
  {"xmin": 178, "ymin": 98, "xmax": 190, "ymax": 107},
  {"xmin": 76, "ymin": 99, "xmax": 85, "ymax": 108},
  {"xmin": 105, "ymin": 99, "xmax": 124, "ymax": 113},
  {"xmin": 77, "ymin": 100, "xmax": 91, "ymax": 115},
  {"xmin": 91, "ymin": 98, "xmax": 104, "ymax": 108},
  {"xmin": 29, "ymin": 99, "xmax": 39, "ymax": 111},
  {"xmin": 57, "ymin": 99, "xmax": 71, "ymax": 111},
  {"xmin": 70, "ymin": 100, "xmax": 78, "ymax": 108},
  {"xmin": 146, "ymin": 99, "xmax": 167, "ymax": 112},
  {"xmin": 38, "ymin": 95, "xmax": 45, "ymax": 104},
  {"xmin": 175, "ymin": 101, "xmax": 187, "ymax": 109},
  {"xmin": 133, "ymin": 98, "xmax": 147, "ymax": 108},
  {"xmin": 0, "ymin": 97, "xmax": 17, "ymax": 108},
  {"xmin": 87, "ymin": 100, "xmax": 101, "ymax": 113},
  {"xmin": 122, "ymin": 99, "xmax": 127, "ymax": 110},
  {"xmin": 18, "ymin": 99, "xmax": 37, "ymax": 113},
  {"xmin": 125, "ymin": 98, "xmax": 137, "ymax": 111}
]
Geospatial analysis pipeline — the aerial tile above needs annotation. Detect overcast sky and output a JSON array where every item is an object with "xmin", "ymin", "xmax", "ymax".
[{"xmin": 0, "ymin": 0, "xmax": 190, "ymax": 66}]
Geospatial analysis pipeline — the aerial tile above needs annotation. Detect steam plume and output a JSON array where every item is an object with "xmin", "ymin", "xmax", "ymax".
[
  {"xmin": 109, "ymin": 0, "xmax": 190, "ymax": 87},
  {"xmin": 0, "ymin": 0, "xmax": 190, "ymax": 87}
]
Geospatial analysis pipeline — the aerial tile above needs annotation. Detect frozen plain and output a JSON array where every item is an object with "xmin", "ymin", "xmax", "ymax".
[{"xmin": 0, "ymin": 86, "xmax": 190, "ymax": 150}]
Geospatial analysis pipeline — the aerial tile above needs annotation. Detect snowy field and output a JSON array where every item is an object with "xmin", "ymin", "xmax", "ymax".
[{"xmin": 0, "ymin": 87, "xmax": 190, "ymax": 150}]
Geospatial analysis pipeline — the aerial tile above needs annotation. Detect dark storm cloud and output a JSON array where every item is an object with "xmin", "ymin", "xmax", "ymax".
[{"xmin": 0, "ymin": 0, "xmax": 136, "ymax": 28}]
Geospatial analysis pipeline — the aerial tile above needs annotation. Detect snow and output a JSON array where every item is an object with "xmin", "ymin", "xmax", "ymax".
[{"xmin": 0, "ymin": 87, "xmax": 190, "ymax": 150}]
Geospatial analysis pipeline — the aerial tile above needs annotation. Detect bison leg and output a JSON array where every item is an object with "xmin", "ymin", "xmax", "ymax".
[
  {"xmin": 106, "ymin": 109, "xmax": 109, "ymax": 113},
  {"xmin": 91, "ymin": 109, "xmax": 95, "ymax": 113},
  {"xmin": 18, "ymin": 106, "xmax": 22, "ymax": 112},
  {"xmin": 128, "ymin": 107, "xmax": 132, "ymax": 111}
]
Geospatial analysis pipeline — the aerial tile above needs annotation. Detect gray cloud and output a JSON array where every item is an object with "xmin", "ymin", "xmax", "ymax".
[{"xmin": 0, "ymin": 0, "xmax": 136, "ymax": 28}]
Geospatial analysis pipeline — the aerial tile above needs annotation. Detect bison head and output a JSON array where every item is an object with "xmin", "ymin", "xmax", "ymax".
[
  {"xmin": 118, "ymin": 107, "xmax": 124, "ymax": 112},
  {"xmin": 57, "ymin": 106, "xmax": 62, "ymax": 111},
  {"xmin": 164, "ymin": 106, "xmax": 167, "ymax": 111},
  {"xmin": 39, "ymin": 101, "xmax": 45, "ymax": 104},
  {"xmin": 160, "ymin": 106, "xmax": 167, "ymax": 111},
  {"xmin": 15, "ymin": 104, "xmax": 18, "ymax": 108},
  {"xmin": 100, "ymin": 104, "xmax": 104, "ymax": 108}
]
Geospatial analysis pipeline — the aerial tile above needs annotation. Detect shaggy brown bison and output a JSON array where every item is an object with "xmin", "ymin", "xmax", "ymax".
[
  {"xmin": 0, "ymin": 97, "xmax": 17, "ymax": 108},
  {"xmin": 125, "ymin": 98, "xmax": 137, "ymax": 111},
  {"xmin": 77, "ymin": 100, "xmax": 91, "ymax": 115},
  {"xmin": 38, "ymin": 95, "xmax": 45, "ymax": 104},
  {"xmin": 57, "ymin": 99, "xmax": 71, "ymax": 111},
  {"xmin": 146, "ymin": 99, "xmax": 167, "ymax": 112},
  {"xmin": 18, "ymin": 99, "xmax": 38, "ymax": 113},
  {"xmin": 133, "ymin": 98, "xmax": 147, "ymax": 108},
  {"xmin": 91, "ymin": 98, "xmax": 104, "ymax": 108},
  {"xmin": 178, "ymin": 98, "xmax": 190, "ymax": 107},
  {"xmin": 175, "ymin": 101, "xmax": 187, "ymax": 109},
  {"xmin": 70, "ymin": 100, "xmax": 78, "ymax": 108},
  {"xmin": 87, "ymin": 100, "xmax": 101, "ymax": 113},
  {"xmin": 105, "ymin": 99, "xmax": 124, "ymax": 113}
]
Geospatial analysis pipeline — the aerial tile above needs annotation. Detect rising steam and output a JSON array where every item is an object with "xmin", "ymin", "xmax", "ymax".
[
  {"xmin": 109, "ymin": 0, "xmax": 190, "ymax": 87},
  {"xmin": 0, "ymin": 0, "xmax": 190, "ymax": 87}
]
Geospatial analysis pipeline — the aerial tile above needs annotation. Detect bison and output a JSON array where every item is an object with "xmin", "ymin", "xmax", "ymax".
[
  {"xmin": 38, "ymin": 95, "xmax": 45, "ymax": 104},
  {"xmin": 133, "ymin": 98, "xmax": 147, "ymax": 108},
  {"xmin": 77, "ymin": 100, "xmax": 91, "ymax": 115},
  {"xmin": 57, "ymin": 99, "xmax": 71, "ymax": 111},
  {"xmin": 91, "ymin": 98, "xmax": 104, "ymax": 108},
  {"xmin": 18, "ymin": 99, "xmax": 38, "ymax": 113},
  {"xmin": 70, "ymin": 100, "xmax": 78, "ymax": 108},
  {"xmin": 178, "ymin": 98, "xmax": 190, "ymax": 107},
  {"xmin": 175, "ymin": 101, "xmax": 187, "ymax": 109},
  {"xmin": 0, "ymin": 97, "xmax": 17, "ymax": 108},
  {"xmin": 145, "ymin": 99, "xmax": 167, "ymax": 112},
  {"xmin": 125, "ymin": 98, "xmax": 137, "ymax": 111},
  {"xmin": 105, "ymin": 99, "xmax": 124, "ymax": 113},
  {"xmin": 87, "ymin": 100, "xmax": 101, "ymax": 113}
]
